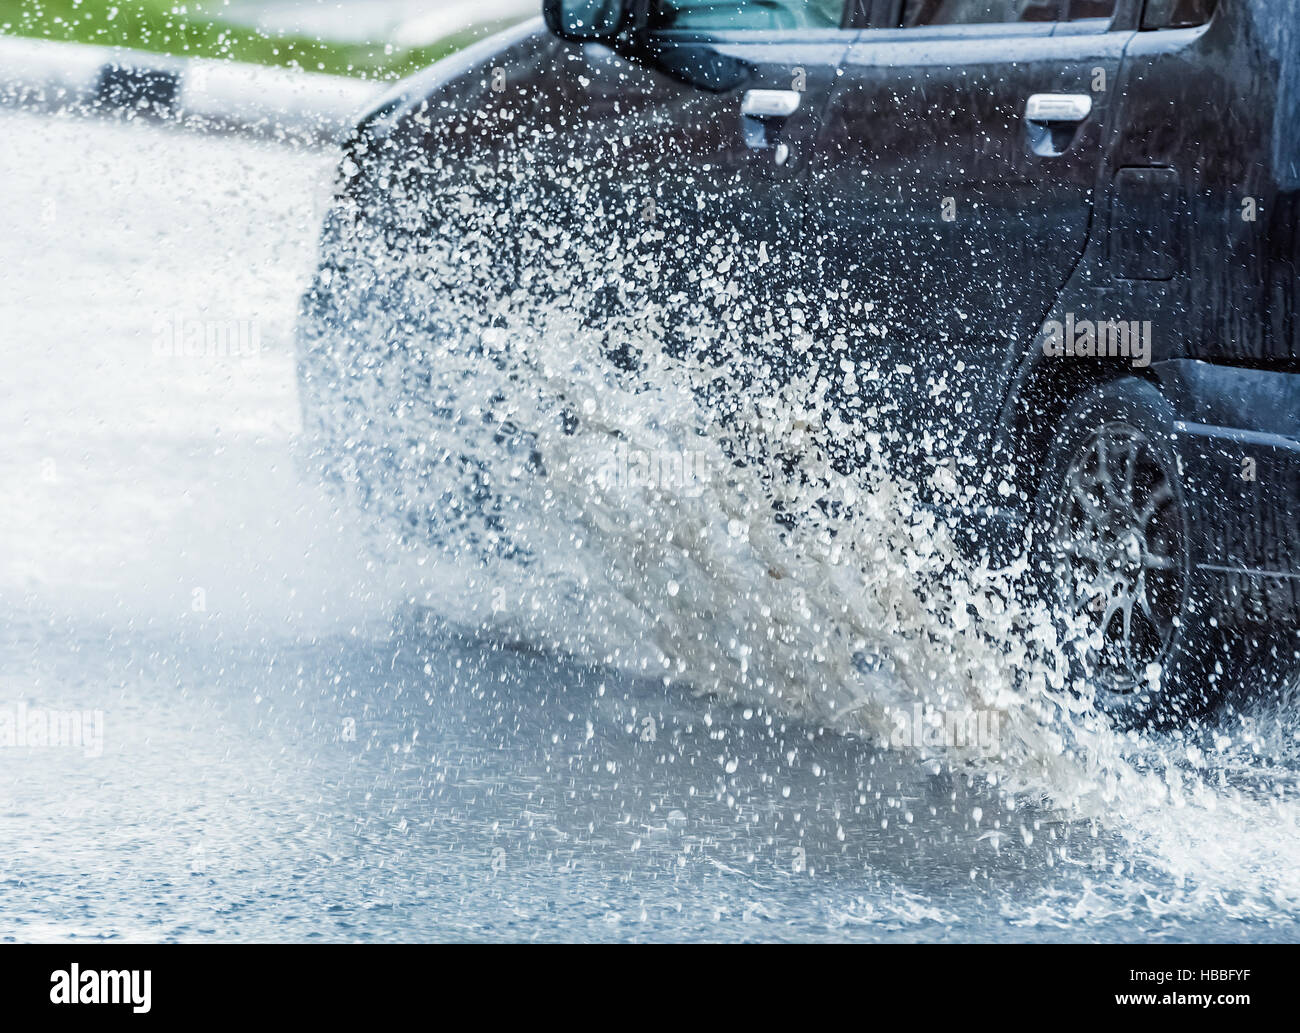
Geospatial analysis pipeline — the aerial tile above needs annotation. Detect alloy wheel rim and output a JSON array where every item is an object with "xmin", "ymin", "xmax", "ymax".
[{"xmin": 1050, "ymin": 422, "xmax": 1188, "ymax": 695}]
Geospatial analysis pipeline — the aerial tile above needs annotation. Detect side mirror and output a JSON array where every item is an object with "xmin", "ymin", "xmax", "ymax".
[{"xmin": 543, "ymin": 0, "xmax": 633, "ymax": 43}]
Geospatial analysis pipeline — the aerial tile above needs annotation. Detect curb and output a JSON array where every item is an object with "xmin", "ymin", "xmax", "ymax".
[{"xmin": 0, "ymin": 35, "xmax": 382, "ymax": 144}]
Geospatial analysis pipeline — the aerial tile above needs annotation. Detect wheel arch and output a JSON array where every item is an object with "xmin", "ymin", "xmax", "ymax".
[{"xmin": 991, "ymin": 351, "xmax": 1164, "ymax": 511}]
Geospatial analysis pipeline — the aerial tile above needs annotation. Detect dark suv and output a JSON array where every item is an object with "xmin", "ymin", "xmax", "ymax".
[{"xmin": 298, "ymin": 0, "xmax": 1300, "ymax": 722}]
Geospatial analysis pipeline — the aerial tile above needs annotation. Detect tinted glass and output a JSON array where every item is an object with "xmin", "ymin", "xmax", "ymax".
[
  {"xmin": 655, "ymin": 0, "xmax": 847, "ymax": 31},
  {"xmin": 1142, "ymin": 0, "xmax": 1218, "ymax": 28},
  {"xmin": 901, "ymin": 0, "xmax": 1059, "ymax": 24},
  {"xmin": 1064, "ymin": 0, "xmax": 1115, "ymax": 18}
]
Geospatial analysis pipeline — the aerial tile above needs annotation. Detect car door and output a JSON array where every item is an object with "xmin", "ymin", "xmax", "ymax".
[
  {"xmin": 532, "ymin": 2, "xmax": 860, "ymax": 371},
  {"xmin": 808, "ymin": 0, "xmax": 1133, "ymax": 467},
  {"xmin": 630, "ymin": 0, "xmax": 863, "ymax": 364}
]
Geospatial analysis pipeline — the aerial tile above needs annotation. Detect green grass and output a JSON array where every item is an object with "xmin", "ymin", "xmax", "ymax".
[{"xmin": 0, "ymin": 0, "xmax": 495, "ymax": 79}]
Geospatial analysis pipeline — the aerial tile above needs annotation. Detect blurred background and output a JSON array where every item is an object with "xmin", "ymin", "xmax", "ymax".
[{"xmin": 0, "ymin": 0, "xmax": 537, "ymax": 79}]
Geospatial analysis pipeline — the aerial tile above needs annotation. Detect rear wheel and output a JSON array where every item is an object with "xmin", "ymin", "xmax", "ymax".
[{"xmin": 1029, "ymin": 378, "xmax": 1217, "ymax": 724}]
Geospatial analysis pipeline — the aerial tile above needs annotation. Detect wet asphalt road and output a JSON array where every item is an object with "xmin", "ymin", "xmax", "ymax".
[{"xmin": 0, "ymin": 108, "xmax": 1296, "ymax": 941}]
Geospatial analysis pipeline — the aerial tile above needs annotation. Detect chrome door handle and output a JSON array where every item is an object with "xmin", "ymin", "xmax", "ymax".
[
  {"xmin": 1024, "ymin": 93, "xmax": 1092, "ymax": 123},
  {"xmin": 741, "ymin": 89, "xmax": 801, "ymax": 118}
]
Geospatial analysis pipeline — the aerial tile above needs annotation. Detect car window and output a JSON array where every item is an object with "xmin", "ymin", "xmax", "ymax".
[
  {"xmin": 654, "ymin": 0, "xmax": 848, "ymax": 31},
  {"xmin": 1141, "ymin": 0, "xmax": 1218, "ymax": 29},
  {"xmin": 900, "ymin": 0, "xmax": 1060, "ymax": 24},
  {"xmin": 1064, "ymin": 0, "xmax": 1115, "ymax": 18}
]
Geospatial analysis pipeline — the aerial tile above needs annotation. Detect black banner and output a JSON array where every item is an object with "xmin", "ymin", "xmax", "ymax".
[{"xmin": 0, "ymin": 944, "xmax": 1289, "ymax": 1021}]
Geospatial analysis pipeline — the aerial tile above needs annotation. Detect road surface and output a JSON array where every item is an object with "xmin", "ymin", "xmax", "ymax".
[{"xmin": 0, "ymin": 108, "xmax": 1297, "ymax": 941}]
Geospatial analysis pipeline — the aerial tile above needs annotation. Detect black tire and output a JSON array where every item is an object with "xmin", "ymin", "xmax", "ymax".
[{"xmin": 1027, "ymin": 377, "xmax": 1228, "ymax": 726}]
